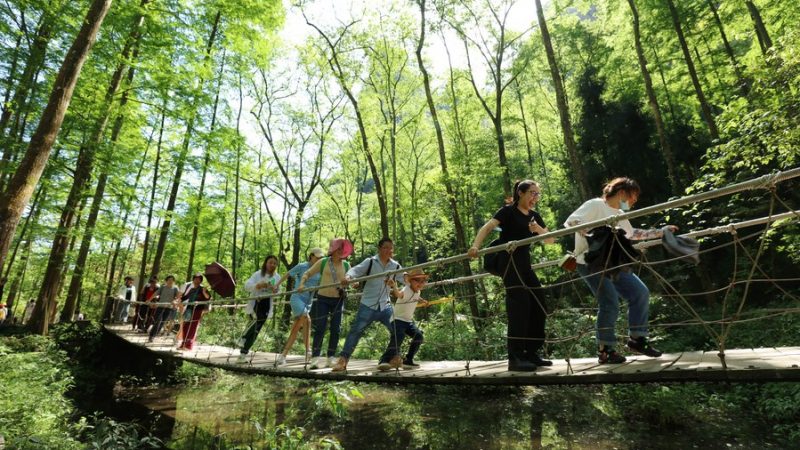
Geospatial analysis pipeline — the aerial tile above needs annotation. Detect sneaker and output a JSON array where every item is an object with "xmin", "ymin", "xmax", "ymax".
[
  {"xmin": 530, "ymin": 354, "xmax": 553, "ymax": 367},
  {"xmin": 401, "ymin": 358, "xmax": 419, "ymax": 369},
  {"xmin": 598, "ymin": 346, "xmax": 626, "ymax": 364},
  {"xmin": 627, "ymin": 336, "xmax": 662, "ymax": 357},
  {"xmin": 275, "ymin": 354, "xmax": 286, "ymax": 367},
  {"xmin": 377, "ymin": 361, "xmax": 393, "ymax": 371},
  {"xmin": 508, "ymin": 358, "xmax": 537, "ymax": 372},
  {"xmin": 236, "ymin": 353, "xmax": 248, "ymax": 364},
  {"xmin": 309, "ymin": 357, "xmax": 322, "ymax": 369},
  {"xmin": 327, "ymin": 356, "xmax": 337, "ymax": 368},
  {"xmin": 331, "ymin": 357, "xmax": 348, "ymax": 372}
]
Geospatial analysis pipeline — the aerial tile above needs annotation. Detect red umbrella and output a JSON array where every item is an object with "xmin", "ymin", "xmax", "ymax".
[{"xmin": 204, "ymin": 262, "xmax": 236, "ymax": 298}]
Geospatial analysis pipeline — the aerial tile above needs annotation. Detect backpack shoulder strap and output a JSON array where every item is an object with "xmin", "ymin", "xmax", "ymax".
[{"xmin": 320, "ymin": 257, "xmax": 328, "ymax": 274}]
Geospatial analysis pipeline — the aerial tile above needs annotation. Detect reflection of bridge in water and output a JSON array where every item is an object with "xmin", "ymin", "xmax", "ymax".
[{"xmin": 106, "ymin": 325, "xmax": 800, "ymax": 385}]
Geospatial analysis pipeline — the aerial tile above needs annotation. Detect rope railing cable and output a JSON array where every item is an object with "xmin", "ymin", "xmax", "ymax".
[
  {"xmin": 121, "ymin": 169, "xmax": 800, "ymax": 312},
  {"xmin": 110, "ymin": 208, "xmax": 799, "ymax": 315},
  {"xmin": 175, "ymin": 168, "xmax": 800, "ymax": 306}
]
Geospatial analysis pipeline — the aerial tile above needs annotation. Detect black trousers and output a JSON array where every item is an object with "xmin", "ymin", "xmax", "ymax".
[
  {"xmin": 241, "ymin": 299, "xmax": 272, "ymax": 354},
  {"xmin": 502, "ymin": 248, "xmax": 547, "ymax": 361}
]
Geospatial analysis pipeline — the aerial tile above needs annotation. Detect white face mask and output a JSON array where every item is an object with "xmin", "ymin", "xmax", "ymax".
[{"xmin": 619, "ymin": 200, "xmax": 631, "ymax": 211}]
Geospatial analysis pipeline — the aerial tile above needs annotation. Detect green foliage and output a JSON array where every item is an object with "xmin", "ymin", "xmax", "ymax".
[
  {"xmin": 82, "ymin": 413, "xmax": 164, "ymax": 450},
  {"xmin": 606, "ymin": 383, "xmax": 709, "ymax": 427},
  {"xmin": 307, "ymin": 382, "xmax": 363, "ymax": 422},
  {"xmin": 171, "ymin": 361, "xmax": 219, "ymax": 386},
  {"xmin": 0, "ymin": 338, "xmax": 83, "ymax": 449}
]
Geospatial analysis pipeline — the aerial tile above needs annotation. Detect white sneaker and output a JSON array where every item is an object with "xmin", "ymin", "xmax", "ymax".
[
  {"xmin": 236, "ymin": 354, "xmax": 248, "ymax": 364},
  {"xmin": 275, "ymin": 354, "xmax": 286, "ymax": 366},
  {"xmin": 309, "ymin": 357, "xmax": 321, "ymax": 369},
  {"xmin": 327, "ymin": 356, "xmax": 337, "ymax": 367}
]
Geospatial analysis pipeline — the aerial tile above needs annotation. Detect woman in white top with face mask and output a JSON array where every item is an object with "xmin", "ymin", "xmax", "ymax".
[{"xmin": 565, "ymin": 177, "xmax": 676, "ymax": 365}]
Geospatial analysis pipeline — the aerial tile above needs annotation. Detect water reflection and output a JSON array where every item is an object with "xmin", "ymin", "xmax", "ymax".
[{"xmin": 120, "ymin": 374, "xmax": 779, "ymax": 449}]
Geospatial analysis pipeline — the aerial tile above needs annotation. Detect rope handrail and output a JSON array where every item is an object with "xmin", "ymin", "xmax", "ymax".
[
  {"xmin": 110, "ymin": 207, "xmax": 798, "ymax": 309},
  {"xmin": 288, "ymin": 168, "xmax": 800, "ymax": 296},
  {"xmin": 111, "ymin": 169, "xmax": 800, "ymax": 307}
]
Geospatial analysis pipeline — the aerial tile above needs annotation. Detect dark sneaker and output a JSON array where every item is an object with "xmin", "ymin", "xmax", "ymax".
[
  {"xmin": 530, "ymin": 354, "xmax": 553, "ymax": 367},
  {"xmin": 402, "ymin": 358, "xmax": 419, "ymax": 369},
  {"xmin": 627, "ymin": 336, "xmax": 662, "ymax": 358},
  {"xmin": 508, "ymin": 358, "xmax": 537, "ymax": 372},
  {"xmin": 598, "ymin": 346, "xmax": 626, "ymax": 364}
]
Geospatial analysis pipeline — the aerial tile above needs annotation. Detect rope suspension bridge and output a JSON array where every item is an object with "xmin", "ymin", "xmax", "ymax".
[{"xmin": 105, "ymin": 169, "xmax": 800, "ymax": 386}]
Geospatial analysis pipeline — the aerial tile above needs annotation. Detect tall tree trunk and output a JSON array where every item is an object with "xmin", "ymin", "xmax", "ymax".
[
  {"xmin": 5, "ymin": 239, "xmax": 31, "ymax": 321},
  {"xmin": 628, "ymin": 0, "xmax": 681, "ymax": 194},
  {"xmin": 706, "ymin": 0, "xmax": 747, "ymax": 95},
  {"xmin": 0, "ymin": 33, "xmax": 23, "ymax": 141},
  {"xmin": 61, "ymin": 4, "xmax": 149, "ymax": 321},
  {"xmin": 649, "ymin": 40, "xmax": 677, "ymax": 121},
  {"xmin": 0, "ymin": 13, "xmax": 55, "ymax": 189},
  {"xmin": 32, "ymin": 4, "xmax": 141, "ymax": 332},
  {"xmin": 0, "ymin": 0, "xmax": 113, "ymax": 334},
  {"xmin": 151, "ymin": 11, "xmax": 221, "ymax": 279},
  {"xmin": 535, "ymin": 0, "xmax": 590, "ymax": 200},
  {"xmin": 139, "ymin": 105, "xmax": 166, "ymax": 288},
  {"xmin": 2, "ymin": 144, "xmax": 61, "ymax": 279},
  {"xmin": 665, "ymin": 0, "xmax": 720, "ymax": 141},
  {"xmin": 306, "ymin": 18, "xmax": 390, "ymax": 239},
  {"xmin": 745, "ymin": 1, "xmax": 772, "ymax": 55},
  {"xmin": 415, "ymin": 0, "xmax": 483, "ymax": 324},
  {"xmin": 232, "ymin": 75, "xmax": 243, "ymax": 281},
  {"xmin": 55, "ymin": 197, "xmax": 87, "ymax": 319},
  {"xmin": 187, "ymin": 54, "xmax": 225, "ymax": 281},
  {"xmin": 529, "ymin": 106, "xmax": 551, "ymax": 197},
  {"xmin": 105, "ymin": 142, "xmax": 151, "ymax": 299},
  {"xmin": 514, "ymin": 81, "xmax": 534, "ymax": 170}
]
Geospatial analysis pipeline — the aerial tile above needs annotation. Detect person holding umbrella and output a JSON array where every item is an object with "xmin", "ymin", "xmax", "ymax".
[
  {"xmin": 176, "ymin": 273, "xmax": 211, "ymax": 351},
  {"xmin": 237, "ymin": 255, "xmax": 281, "ymax": 363}
]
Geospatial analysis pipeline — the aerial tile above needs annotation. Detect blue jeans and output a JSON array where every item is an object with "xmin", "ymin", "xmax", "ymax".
[
  {"xmin": 310, "ymin": 295, "xmax": 345, "ymax": 357},
  {"xmin": 340, "ymin": 303, "xmax": 393, "ymax": 358},
  {"xmin": 577, "ymin": 264, "xmax": 650, "ymax": 347},
  {"xmin": 379, "ymin": 320, "xmax": 424, "ymax": 363}
]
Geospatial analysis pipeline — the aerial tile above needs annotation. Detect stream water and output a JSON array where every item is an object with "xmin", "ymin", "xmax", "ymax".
[{"xmin": 107, "ymin": 371, "xmax": 783, "ymax": 449}]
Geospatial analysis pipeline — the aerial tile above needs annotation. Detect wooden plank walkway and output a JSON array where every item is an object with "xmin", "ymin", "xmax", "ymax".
[{"xmin": 105, "ymin": 324, "xmax": 800, "ymax": 386}]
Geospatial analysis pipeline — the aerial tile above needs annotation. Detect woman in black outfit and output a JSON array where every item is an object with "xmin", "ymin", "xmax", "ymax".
[{"xmin": 468, "ymin": 180, "xmax": 555, "ymax": 371}]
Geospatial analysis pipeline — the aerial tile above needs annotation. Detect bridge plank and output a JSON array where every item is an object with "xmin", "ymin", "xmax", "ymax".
[{"xmin": 104, "ymin": 325, "xmax": 800, "ymax": 385}]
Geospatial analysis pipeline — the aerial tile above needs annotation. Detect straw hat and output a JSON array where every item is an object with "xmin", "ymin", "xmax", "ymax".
[{"xmin": 404, "ymin": 268, "xmax": 429, "ymax": 281}]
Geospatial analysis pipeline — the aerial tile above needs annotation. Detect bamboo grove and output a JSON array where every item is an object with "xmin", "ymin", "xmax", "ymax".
[{"xmin": 0, "ymin": 0, "xmax": 798, "ymax": 334}]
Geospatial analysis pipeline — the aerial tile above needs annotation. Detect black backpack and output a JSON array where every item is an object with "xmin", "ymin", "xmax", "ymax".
[{"xmin": 483, "ymin": 238, "xmax": 510, "ymax": 277}]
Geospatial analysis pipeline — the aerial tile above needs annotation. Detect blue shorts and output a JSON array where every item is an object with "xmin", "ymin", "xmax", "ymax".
[{"xmin": 290, "ymin": 294, "xmax": 312, "ymax": 319}]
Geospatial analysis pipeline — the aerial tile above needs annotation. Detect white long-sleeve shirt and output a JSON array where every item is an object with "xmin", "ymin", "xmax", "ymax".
[
  {"xmin": 243, "ymin": 270, "xmax": 281, "ymax": 316},
  {"xmin": 564, "ymin": 198, "xmax": 633, "ymax": 264}
]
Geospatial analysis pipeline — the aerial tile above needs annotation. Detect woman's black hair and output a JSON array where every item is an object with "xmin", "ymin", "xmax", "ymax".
[
  {"xmin": 602, "ymin": 177, "xmax": 641, "ymax": 199},
  {"xmin": 260, "ymin": 255, "xmax": 279, "ymax": 276},
  {"xmin": 511, "ymin": 179, "xmax": 538, "ymax": 205}
]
